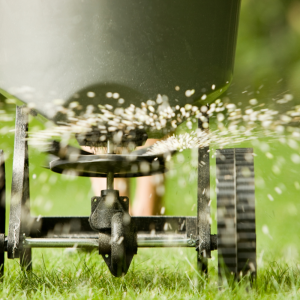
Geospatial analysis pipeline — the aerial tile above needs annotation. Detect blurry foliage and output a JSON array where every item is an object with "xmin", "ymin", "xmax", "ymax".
[{"xmin": 233, "ymin": 0, "xmax": 300, "ymax": 99}]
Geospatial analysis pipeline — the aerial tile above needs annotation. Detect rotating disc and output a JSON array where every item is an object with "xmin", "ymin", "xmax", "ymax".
[{"xmin": 50, "ymin": 152, "xmax": 171, "ymax": 178}]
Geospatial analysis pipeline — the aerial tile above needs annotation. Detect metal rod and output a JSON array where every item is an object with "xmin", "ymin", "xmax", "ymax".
[
  {"xmin": 107, "ymin": 139, "xmax": 114, "ymax": 154},
  {"xmin": 8, "ymin": 105, "xmax": 31, "ymax": 262},
  {"xmin": 23, "ymin": 234, "xmax": 195, "ymax": 248},
  {"xmin": 107, "ymin": 140, "xmax": 114, "ymax": 189},
  {"xmin": 0, "ymin": 150, "xmax": 6, "ymax": 237},
  {"xmin": 0, "ymin": 150, "xmax": 6, "ymax": 277},
  {"xmin": 197, "ymin": 111, "xmax": 211, "ymax": 273},
  {"xmin": 24, "ymin": 238, "xmax": 99, "ymax": 248},
  {"xmin": 107, "ymin": 172, "xmax": 114, "ymax": 190},
  {"xmin": 137, "ymin": 236, "xmax": 192, "ymax": 247}
]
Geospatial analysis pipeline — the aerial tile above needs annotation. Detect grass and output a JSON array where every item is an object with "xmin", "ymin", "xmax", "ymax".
[
  {"xmin": 1, "ymin": 249, "xmax": 300, "ymax": 299},
  {"xmin": 1, "ymin": 103, "xmax": 300, "ymax": 298}
]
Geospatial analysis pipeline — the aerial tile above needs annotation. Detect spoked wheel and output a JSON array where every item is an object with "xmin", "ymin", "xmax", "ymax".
[
  {"xmin": 0, "ymin": 150, "xmax": 6, "ymax": 278},
  {"xmin": 216, "ymin": 148, "xmax": 256, "ymax": 283}
]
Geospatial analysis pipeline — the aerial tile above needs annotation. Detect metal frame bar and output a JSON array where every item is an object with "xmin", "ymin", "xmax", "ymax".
[
  {"xmin": 0, "ymin": 150, "xmax": 5, "ymax": 239},
  {"xmin": 24, "ymin": 234, "xmax": 194, "ymax": 249},
  {"xmin": 0, "ymin": 150, "xmax": 6, "ymax": 277},
  {"xmin": 7, "ymin": 106, "xmax": 32, "ymax": 269},
  {"xmin": 21, "ymin": 215, "xmax": 217, "ymax": 251},
  {"xmin": 197, "ymin": 114, "xmax": 211, "ymax": 273},
  {"xmin": 28, "ymin": 216, "xmax": 198, "ymax": 237}
]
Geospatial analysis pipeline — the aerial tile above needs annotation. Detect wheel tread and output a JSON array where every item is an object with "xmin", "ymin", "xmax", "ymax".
[{"xmin": 217, "ymin": 148, "xmax": 256, "ymax": 281}]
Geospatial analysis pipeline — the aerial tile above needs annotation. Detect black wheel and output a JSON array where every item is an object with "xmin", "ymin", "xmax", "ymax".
[
  {"xmin": 102, "ymin": 212, "xmax": 136, "ymax": 277},
  {"xmin": 0, "ymin": 150, "xmax": 6, "ymax": 278},
  {"xmin": 216, "ymin": 148, "xmax": 256, "ymax": 283},
  {"xmin": 111, "ymin": 212, "xmax": 127, "ymax": 277}
]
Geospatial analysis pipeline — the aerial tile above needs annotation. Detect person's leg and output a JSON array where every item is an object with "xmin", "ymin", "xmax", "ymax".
[
  {"xmin": 131, "ymin": 173, "xmax": 164, "ymax": 216},
  {"xmin": 131, "ymin": 139, "xmax": 164, "ymax": 216}
]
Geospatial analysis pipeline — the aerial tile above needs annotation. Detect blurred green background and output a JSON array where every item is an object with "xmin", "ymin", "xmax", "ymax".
[{"xmin": 0, "ymin": 0, "xmax": 300, "ymax": 270}]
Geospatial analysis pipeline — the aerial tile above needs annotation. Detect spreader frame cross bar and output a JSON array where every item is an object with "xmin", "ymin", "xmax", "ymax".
[{"xmin": 2, "ymin": 105, "xmax": 216, "ymax": 275}]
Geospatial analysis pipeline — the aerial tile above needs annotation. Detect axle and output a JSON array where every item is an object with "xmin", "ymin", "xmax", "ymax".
[{"xmin": 23, "ymin": 234, "xmax": 195, "ymax": 249}]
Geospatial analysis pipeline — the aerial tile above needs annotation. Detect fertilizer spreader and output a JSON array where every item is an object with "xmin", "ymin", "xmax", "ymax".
[{"xmin": 0, "ymin": 0, "xmax": 256, "ymax": 281}]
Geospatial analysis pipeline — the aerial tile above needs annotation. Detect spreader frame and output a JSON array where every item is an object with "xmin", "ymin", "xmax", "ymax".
[{"xmin": 0, "ymin": 105, "xmax": 256, "ymax": 281}]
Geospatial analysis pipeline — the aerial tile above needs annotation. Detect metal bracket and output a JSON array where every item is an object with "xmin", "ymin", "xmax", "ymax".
[
  {"xmin": 89, "ymin": 189, "xmax": 129, "ymax": 231},
  {"xmin": 187, "ymin": 234, "xmax": 199, "ymax": 247},
  {"xmin": 7, "ymin": 106, "xmax": 32, "ymax": 269}
]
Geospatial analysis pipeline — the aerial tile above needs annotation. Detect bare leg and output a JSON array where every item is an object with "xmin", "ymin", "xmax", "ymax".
[
  {"xmin": 131, "ymin": 139, "xmax": 164, "ymax": 216},
  {"xmin": 131, "ymin": 173, "xmax": 164, "ymax": 216}
]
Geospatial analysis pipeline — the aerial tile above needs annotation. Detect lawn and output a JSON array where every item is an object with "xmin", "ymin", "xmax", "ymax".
[
  {"xmin": 1, "ymin": 101, "xmax": 300, "ymax": 299},
  {"xmin": 0, "ymin": 1, "xmax": 300, "ymax": 298}
]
